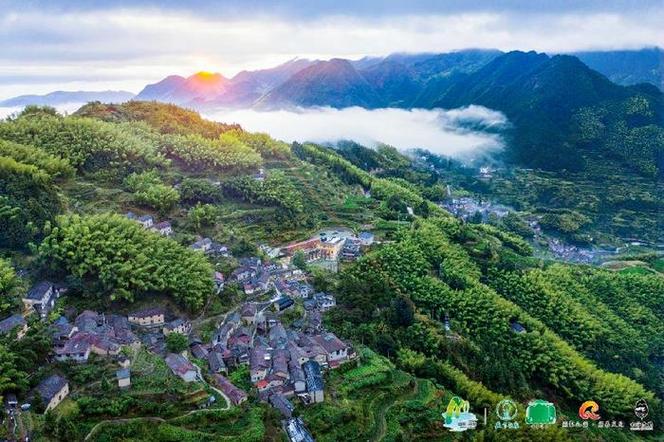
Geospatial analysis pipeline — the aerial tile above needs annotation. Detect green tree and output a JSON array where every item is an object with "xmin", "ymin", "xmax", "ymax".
[
  {"xmin": 166, "ymin": 333, "xmax": 189, "ymax": 353},
  {"xmin": 125, "ymin": 170, "xmax": 180, "ymax": 214},
  {"xmin": 37, "ymin": 213, "xmax": 213, "ymax": 311},
  {"xmin": 292, "ymin": 251, "xmax": 308, "ymax": 271},
  {"xmin": 0, "ymin": 259, "xmax": 17, "ymax": 314}
]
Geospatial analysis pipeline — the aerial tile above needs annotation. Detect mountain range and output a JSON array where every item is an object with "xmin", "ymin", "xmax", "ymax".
[
  {"xmin": 3, "ymin": 49, "xmax": 661, "ymax": 110},
  {"xmin": 0, "ymin": 90, "xmax": 135, "ymax": 107},
  {"xmin": 2, "ymin": 48, "xmax": 662, "ymax": 176},
  {"xmin": 127, "ymin": 48, "xmax": 662, "ymax": 110}
]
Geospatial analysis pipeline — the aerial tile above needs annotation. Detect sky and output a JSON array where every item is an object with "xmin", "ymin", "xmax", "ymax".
[{"xmin": 0, "ymin": 0, "xmax": 663, "ymax": 99}]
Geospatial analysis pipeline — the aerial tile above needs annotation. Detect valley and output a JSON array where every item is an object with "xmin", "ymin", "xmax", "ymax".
[{"xmin": 0, "ymin": 100, "xmax": 661, "ymax": 441}]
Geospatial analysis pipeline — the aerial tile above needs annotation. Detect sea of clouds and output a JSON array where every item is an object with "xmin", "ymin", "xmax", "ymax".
[
  {"xmin": 205, "ymin": 105, "xmax": 508, "ymax": 157},
  {"xmin": 0, "ymin": 103, "xmax": 509, "ymax": 159}
]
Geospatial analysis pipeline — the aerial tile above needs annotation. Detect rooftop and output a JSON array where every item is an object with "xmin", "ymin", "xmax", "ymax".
[
  {"xmin": 116, "ymin": 368, "xmax": 130, "ymax": 379},
  {"xmin": 129, "ymin": 306, "xmax": 165, "ymax": 319},
  {"xmin": 26, "ymin": 281, "xmax": 53, "ymax": 300},
  {"xmin": 36, "ymin": 374, "xmax": 68, "ymax": 403},
  {"xmin": 165, "ymin": 353, "xmax": 196, "ymax": 376},
  {"xmin": 303, "ymin": 360, "xmax": 324, "ymax": 392},
  {"xmin": 0, "ymin": 314, "xmax": 26, "ymax": 334}
]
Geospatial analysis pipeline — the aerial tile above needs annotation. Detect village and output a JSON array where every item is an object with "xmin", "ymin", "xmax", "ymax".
[{"xmin": 0, "ymin": 221, "xmax": 375, "ymax": 442}]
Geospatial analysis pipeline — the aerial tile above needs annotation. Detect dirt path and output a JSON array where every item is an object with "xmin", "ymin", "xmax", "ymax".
[
  {"xmin": 84, "ymin": 417, "xmax": 166, "ymax": 441},
  {"xmin": 83, "ymin": 404, "xmax": 232, "ymax": 441},
  {"xmin": 370, "ymin": 379, "xmax": 419, "ymax": 442}
]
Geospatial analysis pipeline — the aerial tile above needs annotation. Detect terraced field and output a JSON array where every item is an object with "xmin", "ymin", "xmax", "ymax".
[{"xmin": 301, "ymin": 348, "xmax": 448, "ymax": 442}]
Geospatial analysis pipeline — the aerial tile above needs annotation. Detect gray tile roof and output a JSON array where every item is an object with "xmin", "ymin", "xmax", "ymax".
[
  {"xmin": 36, "ymin": 374, "xmax": 67, "ymax": 403},
  {"xmin": 0, "ymin": 314, "xmax": 25, "ymax": 334},
  {"xmin": 303, "ymin": 360, "xmax": 324, "ymax": 392},
  {"xmin": 129, "ymin": 306, "xmax": 165, "ymax": 319},
  {"xmin": 26, "ymin": 281, "xmax": 53, "ymax": 300}
]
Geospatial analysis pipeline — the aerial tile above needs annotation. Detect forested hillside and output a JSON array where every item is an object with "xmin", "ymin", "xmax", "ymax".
[
  {"xmin": 432, "ymin": 52, "xmax": 664, "ymax": 175},
  {"xmin": 0, "ymin": 102, "xmax": 661, "ymax": 441}
]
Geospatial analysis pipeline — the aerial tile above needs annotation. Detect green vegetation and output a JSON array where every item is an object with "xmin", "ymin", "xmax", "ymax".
[
  {"xmin": 0, "ymin": 138, "xmax": 74, "ymax": 178},
  {"xmin": 0, "ymin": 155, "xmax": 62, "ymax": 248},
  {"xmin": 124, "ymin": 170, "xmax": 180, "ymax": 214},
  {"xmin": 221, "ymin": 171, "xmax": 304, "ymax": 220},
  {"xmin": 0, "ymin": 109, "xmax": 167, "ymax": 175},
  {"xmin": 76, "ymin": 101, "xmax": 239, "ymax": 138},
  {"xmin": 0, "ymin": 258, "xmax": 18, "ymax": 314},
  {"xmin": 161, "ymin": 133, "xmax": 261, "ymax": 172},
  {"xmin": 166, "ymin": 333, "xmax": 189, "ymax": 353},
  {"xmin": 329, "ymin": 218, "xmax": 658, "ymax": 421},
  {"xmin": 37, "ymin": 213, "xmax": 213, "ymax": 310},
  {"xmin": 0, "ymin": 102, "xmax": 661, "ymax": 441}
]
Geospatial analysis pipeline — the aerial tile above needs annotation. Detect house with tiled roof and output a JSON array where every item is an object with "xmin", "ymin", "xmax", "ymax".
[
  {"xmin": 269, "ymin": 393, "xmax": 294, "ymax": 418},
  {"xmin": 34, "ymin": 374, "xmax": 69, "ymax": 412},
  {"xmin": 0, "ymin": 314, "xmax": 27, "ymax": 339},
  {"xmin": 288, "ymin": 359, "xmax": 306, "ymax": 393},
  {"xmin": 285, "ymin": 417, "xmax": 315, "ymax": 442},
  {"xmin": 213, "ymin": 374, "xmax": 247, "ymax": 406},
  {"xmin": 151, "ymin": 220, "xmax": 172, "ymax": 236},
  {"xmin": 22, "ymin": 281, "xmax": 65, "ymax": 319},
  {"xmin": 208, "ymin": 350, "xmax": 227, "ymax": 374},
  {"xmin": 128, "ymin": 306, "xmax": 165, "ymax": 326},
  {"xmin": 116, "ymin": 368, "xmax": 131, "ymax": 388},
  {"xmin": 358, "ymin": 231, "xmax": 374, "ymax": 245},
  {"xmin": 214, "ymin": 272, "xmax": 225, "ymax": 293},
  {"xmin": 274, "ymin": 296, "xmax": 294, "ymax": 312},
  {"xmin": 191, "ymin": 237, "xmax": 212, "ymax": 252},
  {"xmin": 165, "ymin": 353, "xmax": 197, "ymax": 383},
  {"xmin": 313, "ymin": 292, "xmax": 336, "ymax": 311},
  {"xmin": 303, "ymin": 360, "xmax": 324, "ymax": 404},
  {"xmin": 138, "ymin": 215, "xmax": 154, "ymax": 228},
  {"xmin": 190, "ymin": 343, "xmax": 209, "ymax": 360},
  {"xmin": 163, "ymin": 318, "xmax": 191, "ymax": 336},
  {"xmin": 54, "ymin": 332, "xmax": 92, "ymax": 362},
  {"xmin": 240, "ymin": 303, "xmax": 257, "ymax": 325},
  {"xmin": 271, "ymin": 350, "xmax": 290, "ymax": 379},
  {"xmin": 312, "ymin": 333, "xmax": 350, "ymax": 366},
  {"xmin": 250, "ymin": 346, "xmax": 271, "ymax": 383}
]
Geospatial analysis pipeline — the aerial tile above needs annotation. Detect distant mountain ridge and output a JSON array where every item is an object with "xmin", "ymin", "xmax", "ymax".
[
  {"xmin": 571, "ymin": 48, "xmax": 663, "ymax": 91},
  {"xmin": 136, "ymin": 72, "xmax": 229, "ymax": 104},
  {"xmin": 0, "ymin": 90, "xmax": 135, "ymax": 107},
  {"xmin": 432, "ymin": 51, "xmax": 664, "ymax": 174},
  {"xmin": 3, "ymin": 48, "xmax": 662, "ymax": 177}
]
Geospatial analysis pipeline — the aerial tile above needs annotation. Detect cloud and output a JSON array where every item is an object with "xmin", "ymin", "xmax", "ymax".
[
  {"xmin": 204, "ymin": 106, "xmax": 506, "ymax": 157},
  {"xmin": 0, "ymin": 5, "xmax": 663, "ymax": 98}
]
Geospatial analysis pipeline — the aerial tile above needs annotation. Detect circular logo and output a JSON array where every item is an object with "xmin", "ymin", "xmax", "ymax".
[
  {"xmin": 578, "ymin": 401, "xmax": 600, "ymax": 420},
  {"xmin": 634, "ymin": 399, "xmax": 649, "ymax": 420},
  {"xmin": 496, "ymin": 399, "xmax": 518, "ymax": 421}
]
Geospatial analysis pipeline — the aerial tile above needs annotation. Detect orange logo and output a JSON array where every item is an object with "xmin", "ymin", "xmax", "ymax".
[{"xmin": 579, "ymin": 401, "xmax": 600, "ymax": 420}]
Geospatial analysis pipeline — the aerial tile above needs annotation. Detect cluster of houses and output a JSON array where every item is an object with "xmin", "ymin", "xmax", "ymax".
[
  {"xmin": 230, "ymin": 256, "xmax": 311, "ymax": 300},
  {"xmin": 279, "ymin": 230, "xmax": 374, "ymax": 267},
  {"xmin": 52, "ymin": 311, "xmax": 139, "ymax": 363},
  {"xmin": 190, "ymin": 236, "xmax": 231, "ymax": 257},
  {"xmin": 207, "ymin": 300, "xmax": 354, "ymax": 415},
  {"xmin": 126, "ymin": 212, "xmax": 173, "ymax": 236},
  {"xmin": 0, "ymin": 228, "xmax": 369, "ymax": 442},
  {"xmin": 1, "ymin": 280, "xmax": 68, "ymax": 340},
  {"xmin": 441, "ymin": 197, "xmax": 511, "ymax": 222}
]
